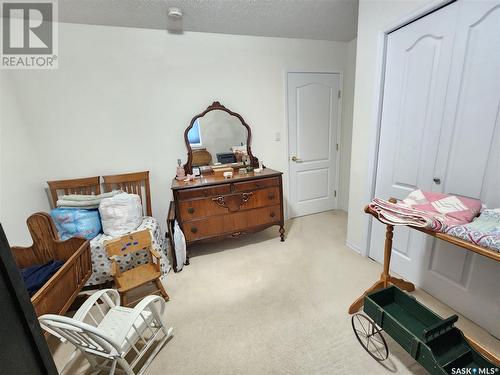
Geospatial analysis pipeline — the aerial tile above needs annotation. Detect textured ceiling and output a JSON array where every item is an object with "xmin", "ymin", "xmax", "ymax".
[{"xmin": 59, "ymin": 0, "xmax": 358, "ymax": 42}]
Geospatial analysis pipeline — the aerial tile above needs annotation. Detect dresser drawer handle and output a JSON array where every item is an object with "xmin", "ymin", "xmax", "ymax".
[
  {"xmin": 270, "ymin": 212, "xmax": 276, "ymax": 218},
  {"xmin": 212, "ymin": 192, "xmax": 253, "ymax": 209},
  {"xmin": 187, "ymin": 207, "xmax": 195, "ymax": 214},
  {"xmin": 212, "ymin": 196, "xmax": 226, "ymax": 208},
  {"xmin": 268, "ymin": 193, "xmax": 275, "ymax": 200},
  {"xmin": 255, "ymin": 183, "xmax": 260, "ymax": 188},
  {"xmin": 241, "ymin": 192, "xmax": 253, "ymax": 204},
  {"xmin": 190, "ymin": 227, "xmax": 198, "ymax": 234}
]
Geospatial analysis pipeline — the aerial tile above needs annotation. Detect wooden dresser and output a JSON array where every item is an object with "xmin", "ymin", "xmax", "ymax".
[{"xmin": 171, "ymin": 168, "xmax": 285, "ymax": 249}]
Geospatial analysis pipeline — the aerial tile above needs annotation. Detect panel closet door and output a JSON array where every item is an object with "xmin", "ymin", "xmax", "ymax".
[
  {"xmin": 420, "ymin": 0, "xmax": 500, "ymax": 338},
  {"xmin": 369, "ymin": 2, "xmax": 459, "ymax": 282},
  {"xmin": 371, "ymin": 0, "xmax": 500, "ymax": 337}
]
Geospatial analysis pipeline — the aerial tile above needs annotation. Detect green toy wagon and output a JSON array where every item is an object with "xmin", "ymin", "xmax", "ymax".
[{"xmin": 351, "ymin": 286, "xmax": 499, "ymax": 374}]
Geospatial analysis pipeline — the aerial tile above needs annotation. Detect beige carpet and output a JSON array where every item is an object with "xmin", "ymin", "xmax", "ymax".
[{"xmin": 51, "ymin": 210, "xmax": 499, "ymax": 374}]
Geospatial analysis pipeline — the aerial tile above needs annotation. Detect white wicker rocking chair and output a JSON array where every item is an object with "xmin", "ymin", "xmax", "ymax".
[{"xmin": 39, "ymin": 289, "xmax": 173, "ymax": 375}]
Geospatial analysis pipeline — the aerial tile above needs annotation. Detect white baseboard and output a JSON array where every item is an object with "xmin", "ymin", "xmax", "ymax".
[{"xmin": 345, "ymin": 239, "xmax": 364, "ymax": 255}]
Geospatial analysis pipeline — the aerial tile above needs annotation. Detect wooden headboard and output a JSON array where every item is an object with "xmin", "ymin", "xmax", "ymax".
[
  {"xmin": 47, "ymin": 176, "xmax": 101, "ymax": 208},
  {"xmin": 102, "ymin": 171, "xmax": 152, "ymax": 216}
]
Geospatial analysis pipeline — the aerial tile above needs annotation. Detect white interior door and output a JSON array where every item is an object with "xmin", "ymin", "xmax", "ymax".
[
  {"xmin": 369, "ymin": 2, "xmax": 459, "ymax": 281},
  {"xmin": 420, "ymin": 0, "xmax": 500, "ymax": 338},
  {"xmin": 287, "ymin": 72, "xmax": 340, "ymax": 218}
]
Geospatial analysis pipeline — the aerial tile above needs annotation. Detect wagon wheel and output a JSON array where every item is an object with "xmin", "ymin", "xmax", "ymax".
[{"xmin": 351, "ymin": 313, "xmax": 388, "ymax": 361}]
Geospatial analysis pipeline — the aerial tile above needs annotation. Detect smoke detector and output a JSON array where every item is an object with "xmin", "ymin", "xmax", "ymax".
[{"xmin": 168, "ymin": 7, "xmax": 183, "ymax": 20}]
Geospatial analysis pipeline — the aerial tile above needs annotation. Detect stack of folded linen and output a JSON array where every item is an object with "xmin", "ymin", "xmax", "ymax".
[
  {"xmin": 368, "ymin": 190, "xmax": 482, "ymax": 232},
  {"xmin": 56, "ymin": 190, "xmax": 121, "ymax": 209},
  {"xmin": 446, "ymin": 209, "xmax": 500, "ymax": 252}
]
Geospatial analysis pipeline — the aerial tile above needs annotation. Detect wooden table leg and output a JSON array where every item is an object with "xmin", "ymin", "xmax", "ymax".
[
  {"xmin": 348, "ymin": 224, "xmax": 416, "ymax": 314},
  {"xmin": 348, "ymin": 280, "xmax": 385, "ymax": 314},
  {"xmin": 388, "ymin": 276, "xmax": 415, "ymax": 292}
]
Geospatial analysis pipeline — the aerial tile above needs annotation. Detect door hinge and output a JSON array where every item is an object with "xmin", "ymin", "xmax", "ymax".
[
  {"xmin": 338, "ymin": 90, "xmax": 341, "ymax": 99},
  {"xmin": 336, "ymin": 143, "xmax": 339, "ymax": 151},
  {"xmin": 334, "ymin": 190, "xmax": 337, "ymax": 197}
]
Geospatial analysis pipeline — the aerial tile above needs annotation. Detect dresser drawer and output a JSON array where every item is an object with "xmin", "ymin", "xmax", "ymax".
[
  {"xmin": 183, "ymin": 204, "xmax": 282, "ymax": 241},
  {"xmin": 177, "ymin": 184, "xmax": 231, "ymax": 200},
  {"xmin": 178, "ymin": 186, "xmax": 280, "ymax": 221},
  {"xmin": 233, "ymin": 176, "xmax": 280, "ymax": 192}
]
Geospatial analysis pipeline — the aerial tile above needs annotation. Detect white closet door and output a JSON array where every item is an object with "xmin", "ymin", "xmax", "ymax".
[
  {"xmin": 420, "ymin": 0, "xmax": 500, "ymax": 338},
  {"xmin": 369, "ymin": 2, "xmax": 459, "ymax": 282}
]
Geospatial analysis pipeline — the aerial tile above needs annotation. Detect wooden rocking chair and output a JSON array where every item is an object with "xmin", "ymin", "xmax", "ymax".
[{"xmin": 105, "ymin": 230, "xmax": 169, "ymax": 307}]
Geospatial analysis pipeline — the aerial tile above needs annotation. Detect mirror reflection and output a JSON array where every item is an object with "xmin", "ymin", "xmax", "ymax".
[{"xmin": 187, "ymin": 110, "xmax": 249, "ymax": 167}]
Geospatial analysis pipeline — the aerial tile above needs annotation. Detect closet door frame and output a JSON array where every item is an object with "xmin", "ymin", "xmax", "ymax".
[{"xmin": 360, "ymin": 0, "xmax": 456, "ymax": 257}]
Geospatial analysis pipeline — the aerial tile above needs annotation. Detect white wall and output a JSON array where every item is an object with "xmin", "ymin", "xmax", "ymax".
[
  {"xmin": 0, "ymin": 85, "xmax": 49, "ymax": 245},
  {"xmin": 1, "ymin": 23, "xmax": 353, "ymax": 244},
  {"xmin": 338, "ymin": 38, "xmax": 356, "ymax": 211},
  {"xmin": 346, "ymin": 0, "xmax": 432, "ymax": 252}
]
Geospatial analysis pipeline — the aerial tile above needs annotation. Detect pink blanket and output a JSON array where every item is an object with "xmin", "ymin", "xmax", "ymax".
[{"xmin": 368, "ymin": 190, "xmax": 482, "ymax": 232}]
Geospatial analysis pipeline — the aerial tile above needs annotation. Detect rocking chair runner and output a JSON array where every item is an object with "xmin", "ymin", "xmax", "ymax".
[
  {"xmin": 39, "ymin": 289, "xmax": 173, "ymax": 375},
  {"xmin": 105, "ymin": 229, "xmax": 169, "ymax": 307}
]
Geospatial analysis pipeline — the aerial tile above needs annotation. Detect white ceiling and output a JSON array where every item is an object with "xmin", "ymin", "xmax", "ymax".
[{"xmin": 59, "ymin": 0, "xmax": 359, "ymax": 42}]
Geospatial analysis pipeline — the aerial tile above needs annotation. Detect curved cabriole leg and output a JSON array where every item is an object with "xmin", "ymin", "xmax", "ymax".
[{"xmin": 279, "ymin": 226, "xmax": 285, "ymax": 242}]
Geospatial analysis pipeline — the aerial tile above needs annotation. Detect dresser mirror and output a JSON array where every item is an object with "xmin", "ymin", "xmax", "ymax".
[{"xmin": 183, "ymin": 102, "xmax": 258, "ymax": 173}]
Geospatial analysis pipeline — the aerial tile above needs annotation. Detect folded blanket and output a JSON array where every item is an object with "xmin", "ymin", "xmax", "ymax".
[
  {"xmin": 57, "ymin": 190, "xmax": 121, "ymax": 208},
  {"xmin": 21, "ymin": 260, "xmax": 64, "ymax": 296},
  {"xmin": 368, "ymin": 190, "xmax": 482, "ymax": 232},
  {"xmin": 57, "ymin": 200, "xmax": 100, "ymax": 208},
  {"xmin": 446, "ymin": 209, "xmax": 500, "ymax": 252}
]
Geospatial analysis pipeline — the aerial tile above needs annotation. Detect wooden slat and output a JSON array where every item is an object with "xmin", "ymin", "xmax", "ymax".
[
  {"xmin": 102, "ymin": 171, "xmax": 152, "ymax": 216},
  {"xmin": 47, "ymin": 176, "xmax": 101, "ymax": 208}
]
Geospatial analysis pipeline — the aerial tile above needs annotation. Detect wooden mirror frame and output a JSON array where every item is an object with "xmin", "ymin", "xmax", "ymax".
[{"xmin": 183, "ymin": 101, "xmax": 259, "ymax": 174}]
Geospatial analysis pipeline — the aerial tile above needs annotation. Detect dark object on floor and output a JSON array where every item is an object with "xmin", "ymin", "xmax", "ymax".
[
  {"xmin": 21, "ymin": 260, "xmax": 64, "ymax": 296},
  {"xmin": 352, "ymin": 286, "xmax": 499, "ymax": 373}
]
